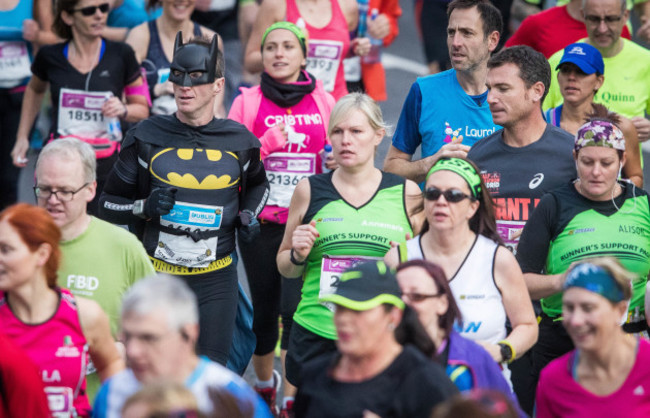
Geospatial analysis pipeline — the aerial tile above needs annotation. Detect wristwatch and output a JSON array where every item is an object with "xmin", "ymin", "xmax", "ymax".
[
  {"xmin": 498, "ymin": 342, "xmax": 513, "ymax": 363},
  {"xmin": 132, "ymin": 199, "xmax": 146, "ymax": 219}
]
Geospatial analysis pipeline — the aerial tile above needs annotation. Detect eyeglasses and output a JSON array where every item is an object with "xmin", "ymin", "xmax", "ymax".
[
  {"xmin": 584, "ymin": 14, "xmax": 623, "ymax": 26},
  {"xmin": 73, "ymin": 3, "xmax": 110, "ymax": 16},
  {"xmin": 34, "ymin": 183, "xmax": 89, "ymax": 202},
  {"xmin": 423, "ymin": 187, "xmax": 474, "ymax": 203},
  {"xmin": 402, "ymin": 292, "xmax": 442, "ymax": 303}
]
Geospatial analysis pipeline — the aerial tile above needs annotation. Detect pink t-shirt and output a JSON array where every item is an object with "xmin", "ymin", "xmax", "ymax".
[
  {"xmin": 535, "ymin": 338, "xmax": 650, "ymax": 418},
  {"xmin": 286, "ymin": 0, "xmax": 350, "ymax": 100},
  {"xmin": 0, "ymin": 288, "xmax": 91, "ymax": 417},
  {"xmin": 254, "ymin": 93, "xmax": 328, "ymax": 223}
]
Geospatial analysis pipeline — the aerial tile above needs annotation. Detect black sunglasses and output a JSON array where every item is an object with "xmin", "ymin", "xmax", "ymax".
[
  {"xmin": 423, "ymin": 187, "xmax": 474, "ymax": 203},
  {"xmin": 73, "ymin": 3, "xmax": 110, "ymax": 16}
]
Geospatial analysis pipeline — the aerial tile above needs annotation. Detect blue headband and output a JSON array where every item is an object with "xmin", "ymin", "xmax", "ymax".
[{"xmin": 563, "ymin": 263, "xmax": 625, "ymax": 303}]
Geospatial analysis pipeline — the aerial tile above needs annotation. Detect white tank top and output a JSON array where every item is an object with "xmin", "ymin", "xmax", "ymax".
[{"xmin": 400, "ymin": 234, "xmax": 507, "ymax": 344}]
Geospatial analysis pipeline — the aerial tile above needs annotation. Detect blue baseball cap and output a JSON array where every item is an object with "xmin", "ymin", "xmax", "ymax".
[{"xmin": 556, "ymin": 43, "xmax": 604, "ymax": 75}]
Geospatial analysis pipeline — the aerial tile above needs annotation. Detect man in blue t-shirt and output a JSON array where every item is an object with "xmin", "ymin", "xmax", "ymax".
[{"xmin": 384, "ymin": 0, "xmax": 502, "ymax": 183}]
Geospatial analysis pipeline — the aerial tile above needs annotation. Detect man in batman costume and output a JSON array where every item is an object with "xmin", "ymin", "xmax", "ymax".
[{"xmin": 99, "ymin": 33, "xmax": 269, "ymax": 366}]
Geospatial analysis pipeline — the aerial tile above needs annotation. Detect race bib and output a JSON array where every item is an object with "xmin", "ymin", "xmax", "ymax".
[
  {"xmin": 265, "ymin": 152, "xmax": 316, "ymax": 208},
  {"xmin": 0, "ymin": 41, "xmax": 31, "ymax": 88},
  {"xmin": 496, "ymin": 220, "xmax": 526, "ymax": 254},
  {"xmin": 154, "ymin": 201, "xmax": 223, "ymax": 268},
  {"xmin": 319, "ymin": 255, "xmax": 380, "ymax": 311},
  {"xmin": 58, "ymin": 88, "xmax": 116, "ymax": 139},
  {"xmin": 45, "ymin": 386, "xmax": 74, "ymax": 418},
  {"xmin": 306, "ymin": 40, "xmax": 343, "ymax": 93}
]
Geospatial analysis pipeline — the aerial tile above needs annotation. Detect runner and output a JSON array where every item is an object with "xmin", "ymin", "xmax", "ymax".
[
  {"xmin": 517, "ymin": 113, "xmax": 650, "ymax": 399},
  {"xmin": 277, "ymin": 93, "xmax": 424, "ymax": 386},
  {"xmin": 294, "ymin": 261, "xmax": 458, "ymax": 417},
  {"xmin": 384, "ymin": 0, "xmax": 502, "ymax": 184},
  {"xmin": 98, "ymin": 33, "xmax": 269, "ymax": 367},
  {"xmin": 10, "ymin": 0, "xmax": 149, "ymax": 215},
  {"xmin": 545, "ymin": 43, "xmax": 642, "ymax": 187},
  {"xmin": 228, "ymin": 21, "xmax": 335, "ymax": 417},
  {"xmin": 244, "ymin": 0, "xmax": 370, "ymax": 99},
  {"xmin": 0, "ymin": 0, "xmax": 57, "ymax": 210},
  {"xmin": 384, "ymin": 157, "xmax": 537, "ymax": 382},
  {"xmin": 0, "ymin": 203, "xmax": 123, "ymax": 418},
  {"xmin": 126, "ymin": 0, "xmax": 222, "ymax": 116},
  {"xmin": 536, "ymin": 258, "xmax": 650, "ymax": 417}
]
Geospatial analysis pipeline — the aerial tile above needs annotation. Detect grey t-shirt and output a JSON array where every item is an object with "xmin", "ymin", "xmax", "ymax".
[{"xmin": 467, "ymin": 124, "xmax": 576, "ymax": 252}]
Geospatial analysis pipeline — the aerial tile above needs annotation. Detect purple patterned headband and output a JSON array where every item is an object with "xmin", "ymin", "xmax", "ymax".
[{"xmin": 574, "ymin": 119, "xmax": 625, "ymax": 152}]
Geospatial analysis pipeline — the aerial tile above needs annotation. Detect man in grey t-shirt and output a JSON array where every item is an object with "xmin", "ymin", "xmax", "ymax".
[
  {"xmin": 467, "ymin": 46, "xmax": 575, "ymax": 415},
  {"xmin": 468, "ymin": 46, "xmax": 575, "ymax": 254}
]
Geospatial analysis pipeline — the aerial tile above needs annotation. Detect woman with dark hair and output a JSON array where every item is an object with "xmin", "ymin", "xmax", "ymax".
[
  {"xmin": 125, "ymin": 0, "xmax": 222, "ymax": 116},
  {"xmin": 396, "ymin": 259, "xmax": 515, "ymax": 397},
  {"xmin": 11, "ymin": 0, "xmax": 149, "ymax": 214},
  {"xmin": 517, "ymin": 113, "xmax": 650, "ymax": 393},
  {"xmin": 545, "ymin": 43, "xmax": 642, "ymax": 187},
  {"xmin": 0, "ymin": 203, "xmax": 123, "ymax": 417},
  {"xmin": 385, "ymin": 157, "xmax": 537, "ymax": 374},
  {"xmin": 294, "ymin": 261, "xmax": 458, "ymax": 418}
]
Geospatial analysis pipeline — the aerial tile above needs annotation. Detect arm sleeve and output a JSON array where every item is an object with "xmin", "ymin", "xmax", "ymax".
[
  {"xmin": 30, "ymin": 46, "xmax": 50, "ymax": 82},
  {"xmin": 516, "ymin": 193, "xmax": 558, "ymax": 273},
  {"xmin": 98, "ymin": 143, "xmax": 142, "ymax": 224},
  {"xmin": 534, "ymin": 368, "xmax": 554, "ymax": 418},
  {"xmin": 392, "ymin": 82, "xmax": 422, "ymax": 155},
  {"xmin": 93, "ymin": 379, "xmax": 111, "ymax": 418},
  {"xmin": 240, "ymin": 148, "xmax": 270, "ymax": 217}
]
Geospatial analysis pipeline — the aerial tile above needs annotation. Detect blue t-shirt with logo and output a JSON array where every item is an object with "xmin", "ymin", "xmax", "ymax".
[{"xmin": 392, "ymin": 69, "xmax": 499, "ymax": 162}]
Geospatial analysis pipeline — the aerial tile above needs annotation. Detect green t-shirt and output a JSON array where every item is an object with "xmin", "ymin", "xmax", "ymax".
[
  {"xmin": 58, "ymin": 217, "xmax": 154, "ymax": 335},
  {"xmin": 544, "ymin": 39, "xmax": 650, "ymax": 119},
  {"xmin": 293, "ymin": 173, "xmax": 414, "ymax": 339}
]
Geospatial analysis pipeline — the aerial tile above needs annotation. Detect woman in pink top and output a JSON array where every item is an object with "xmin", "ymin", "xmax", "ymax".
[
  {"xmin": 229, "ymin": 22, "xmax": 335, "ymax": 416},
  {"xmin": 535, "ymin": 257, "xmax": 650, "ymax": 418},
  {"xmin": 0, "ymin": 203, "xmax": 123, "ymax": 417},
  {"xmin": 243, "ymin": 0, "xmax": 370, "ymax": 100}
]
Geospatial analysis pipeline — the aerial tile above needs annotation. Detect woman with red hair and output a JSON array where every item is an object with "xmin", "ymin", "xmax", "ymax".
[{"xmin": 0, "ymin": 203, "xmax": 123, "ymax": 418}]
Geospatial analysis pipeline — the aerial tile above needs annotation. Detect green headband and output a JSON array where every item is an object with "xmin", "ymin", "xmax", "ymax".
[
  {"xmin": 261, "ymin": 22, "xmax": 307, "ymax": 58},
  {"xmin": 426, "ymin": 158, "xmax": 482, "ymax": 198}
]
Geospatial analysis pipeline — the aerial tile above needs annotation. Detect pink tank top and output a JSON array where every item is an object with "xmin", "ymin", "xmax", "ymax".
[
  {"xmin": 255, "ymin": 92, "xmax": 328, "ymax": 223},
  {"xmin": 0, "ymin": 288, "xmax": 91, "ymax": 417},
  {"xmin": 286, "ymin": 0, "xmax": 350, "ymax": 100}
]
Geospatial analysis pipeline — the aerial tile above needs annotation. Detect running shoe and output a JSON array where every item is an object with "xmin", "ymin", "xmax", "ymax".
[
  {"xmin": 255, "ymin": 369, "xmax": 281, "ymax": 417},
  {"xmin": 279, "ymin": 399, "xmax": 294, "ymax": 418}
]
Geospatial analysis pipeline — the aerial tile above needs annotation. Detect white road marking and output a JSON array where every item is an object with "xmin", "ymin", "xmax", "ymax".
[{"xmin": 382, "ymin": 53, "xmax": 428, "ymax": 76}]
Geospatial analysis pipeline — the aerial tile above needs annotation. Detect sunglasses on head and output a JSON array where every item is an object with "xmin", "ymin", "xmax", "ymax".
[
  {"xmin": 73, "ymin": 2, "xmax": 110, "ymax": 16},
  {"xmin": 423, "ymin": 187, "xmax": 474, "ymax": 203}
]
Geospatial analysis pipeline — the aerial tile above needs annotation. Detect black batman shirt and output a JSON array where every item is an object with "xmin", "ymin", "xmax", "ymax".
[{"xmin": 99, "ymin": 115, "xmax": 269, "ymax": 262}]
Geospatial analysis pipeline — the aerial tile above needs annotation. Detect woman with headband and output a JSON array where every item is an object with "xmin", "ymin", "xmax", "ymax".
[
  {"xmin": 228, "ymin": 21, "xmax": 335, "ymax": 415},
  {"xmin": 385, "ymin": 157, "xmax": 537, "ymax": 380},
  {"xmin": 535, "ymin": 257, "xmax": 650, "ymax": 417},
  {"xmin": 545, "ymin": 43, "xmax": 642, "ymax": 187},
  {"xmin": 517, "ymin": 110, "xmax": 650, "ymax": 395}
]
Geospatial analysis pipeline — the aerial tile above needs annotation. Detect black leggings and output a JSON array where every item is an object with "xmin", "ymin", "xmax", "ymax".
[
  {"xmin": 181, "ymin": 256, "xmax": 239, "ymax": 366},
  {"xmin": 0, "ymin": 88, "xmax": 24, "ymax": 210},
  {"xmin": 239, "ymin": 222, "xmax": 302, "ymax": 355}
]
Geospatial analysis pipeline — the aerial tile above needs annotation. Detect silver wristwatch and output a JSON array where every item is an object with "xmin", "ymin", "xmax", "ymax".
[{"xmin": 132, "ymin": 199, "xmax": 146, "ymax": 218}]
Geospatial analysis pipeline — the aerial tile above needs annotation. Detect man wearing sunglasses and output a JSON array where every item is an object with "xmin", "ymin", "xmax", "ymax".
[
  {"xmin": 544, "ymin": 0, "xmax": 650, "ymax": 142},
  {"xmin": 99, "ymin": 33, "xmax": 269, "ymax": 368},
  {"xmin": 467, "ymin": 45, "xmax": 576, "ymax": 415}
]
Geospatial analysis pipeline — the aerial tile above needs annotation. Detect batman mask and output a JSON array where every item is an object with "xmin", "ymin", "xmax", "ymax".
[{"xmin": 169, "ymin": 32, "xmax": 219, "ymax": 87}]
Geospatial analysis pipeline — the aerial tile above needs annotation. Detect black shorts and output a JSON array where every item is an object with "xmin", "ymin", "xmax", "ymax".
[
  {"xmin": 421, "ymin": 0, "xmax": 451, "ymax": 68},
  {"xmin": 285, "ymin": 322, "xmax": 337, "ymax": 386}
]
